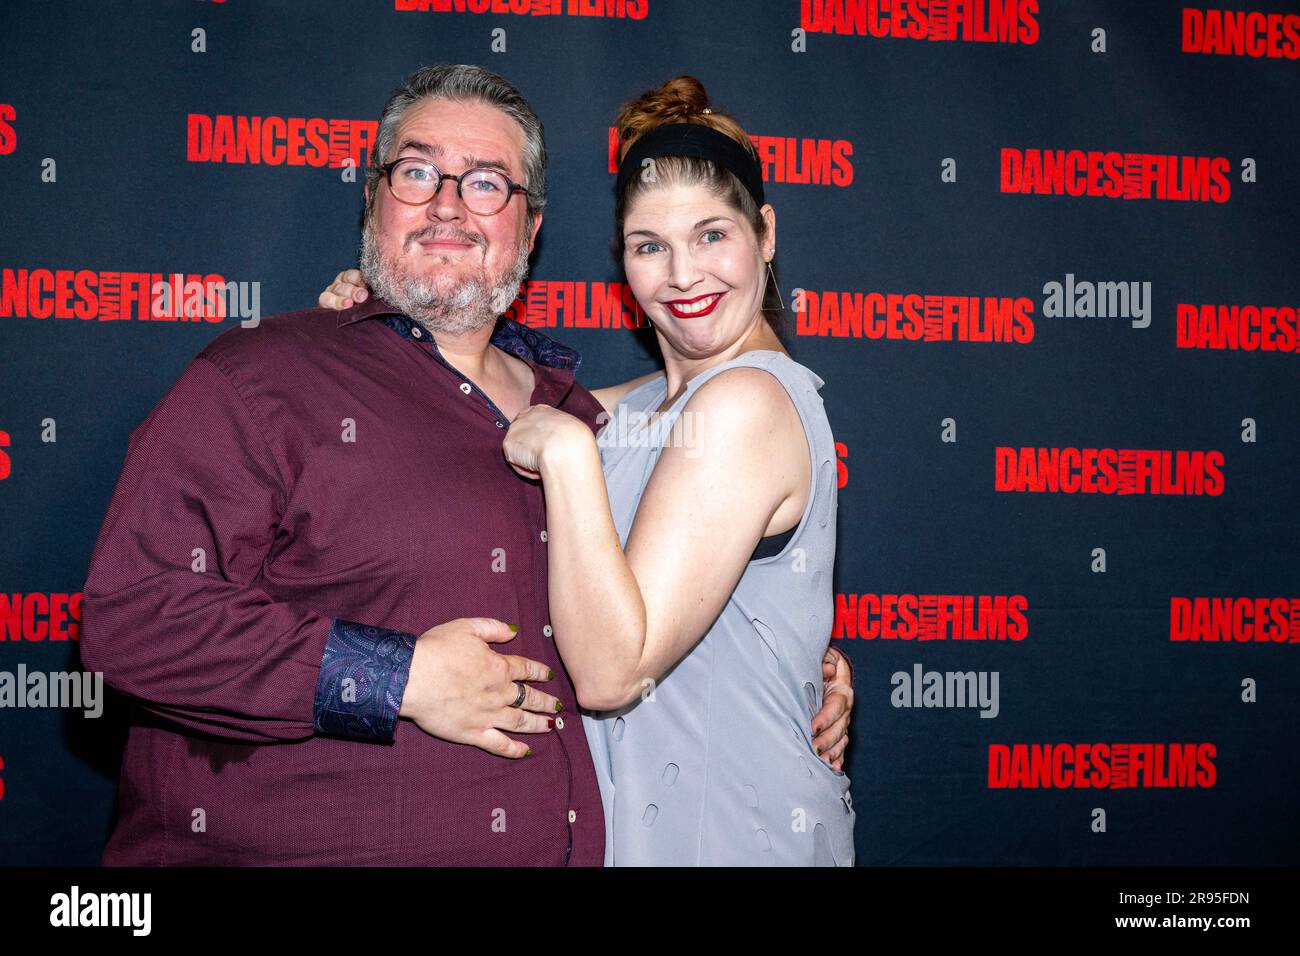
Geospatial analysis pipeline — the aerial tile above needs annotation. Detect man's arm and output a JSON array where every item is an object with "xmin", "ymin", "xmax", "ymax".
[
  {"xmin": 81, "ymin": 353, "xmax": 563, "ymax": 754},
  {"xmin": 80, "ymin": 354, "xmax": 412, "ymax": 744}
]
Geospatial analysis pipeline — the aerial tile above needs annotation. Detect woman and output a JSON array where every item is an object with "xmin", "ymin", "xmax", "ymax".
[{"xmin": 321, "ymin": 77, "xmax": 855, "ymax": 865}]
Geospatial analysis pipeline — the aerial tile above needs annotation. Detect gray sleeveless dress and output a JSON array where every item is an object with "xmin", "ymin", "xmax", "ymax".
[{"xmin": 581, "ymin": 349, "xmax": 855, "ymax": 866}]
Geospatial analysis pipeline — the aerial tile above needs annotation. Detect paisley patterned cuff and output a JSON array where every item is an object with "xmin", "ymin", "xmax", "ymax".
[{"xmin": 313, "ymin": 619, "xmax": 418, "ymax": 742}]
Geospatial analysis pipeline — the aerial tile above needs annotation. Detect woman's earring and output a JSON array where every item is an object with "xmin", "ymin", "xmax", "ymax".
[{"xmin": 766, "ymin": 260, "xmax": 786, "ymax": 311}]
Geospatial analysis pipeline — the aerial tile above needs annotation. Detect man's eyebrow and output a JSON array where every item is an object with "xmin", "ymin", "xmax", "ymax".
[
  {"xmin": 624, "ymin": 216, "xmax": 734, "ymax": 239},
  {"xmin": 395, "ymin": 140, "xmax": 516, "ymax": 178}
]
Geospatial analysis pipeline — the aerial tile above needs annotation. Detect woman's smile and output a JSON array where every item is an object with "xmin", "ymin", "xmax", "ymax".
[{"xmin": 663, "ymin": 291, "xmax": 727, "ymax": 318}]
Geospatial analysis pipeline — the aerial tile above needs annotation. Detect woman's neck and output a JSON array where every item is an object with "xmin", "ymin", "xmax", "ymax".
[{"xmin": 659, "ymin": 318, "xmax": 786, "ymax": 406}]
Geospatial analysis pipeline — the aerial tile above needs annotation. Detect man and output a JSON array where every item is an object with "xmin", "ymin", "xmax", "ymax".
[{"xmin": 80, "ymin": 63, "xmax": 852, "ymax": 865}]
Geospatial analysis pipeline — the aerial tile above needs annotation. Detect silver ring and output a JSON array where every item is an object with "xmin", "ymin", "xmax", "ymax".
[{"xmin": 508, "ymin": 681, "xmax": 527, "ymax": 708}]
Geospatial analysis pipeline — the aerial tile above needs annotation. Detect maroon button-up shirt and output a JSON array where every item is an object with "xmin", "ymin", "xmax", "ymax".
[{"xmin": 80, "ymin": 296, "xmax": 606, "ymax": 865}]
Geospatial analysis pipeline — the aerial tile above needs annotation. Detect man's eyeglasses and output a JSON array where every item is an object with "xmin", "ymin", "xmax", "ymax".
[{"xmin": 381, "ymin": 157, "xmax": 526, "ymax": 216}]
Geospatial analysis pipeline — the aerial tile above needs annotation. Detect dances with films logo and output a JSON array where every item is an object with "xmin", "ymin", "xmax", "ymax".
[{"xmin": 395, "ymin": 0, "xmax": 649, "ymax": 20}]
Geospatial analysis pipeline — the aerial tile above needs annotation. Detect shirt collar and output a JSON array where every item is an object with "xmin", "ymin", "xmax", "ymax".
[{"xmin": 336, "ymin": 294, "xmax": 582, "ymax": 373}]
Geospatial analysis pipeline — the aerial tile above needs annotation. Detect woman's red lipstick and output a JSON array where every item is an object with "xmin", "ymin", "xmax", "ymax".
[{"xmin": 663, "ymin": 291, "xmax": 726, "ymax": 319}]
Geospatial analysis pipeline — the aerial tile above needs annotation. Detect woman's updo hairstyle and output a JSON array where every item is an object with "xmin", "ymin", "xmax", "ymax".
[{"xmin": 613, "ymin": 76, "xmax": 785, "ymax": 335}]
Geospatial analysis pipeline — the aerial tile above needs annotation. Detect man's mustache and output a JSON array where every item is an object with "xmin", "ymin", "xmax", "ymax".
[{"xmin": 406, "ymin": 226, "xmax": 484, "ymax": 249}]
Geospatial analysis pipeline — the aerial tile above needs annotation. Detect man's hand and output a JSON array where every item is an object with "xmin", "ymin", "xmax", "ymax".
[
  {"xmin": 398, "ymin": 617, "xmax": 560, "ymax": 758},
  {"xmin": 318, "ymin": 268, "xmax": 370, "ymax": 310},
  {"xmin": 812, "ymin": 645, "xmax": 853, "ymax": 771}
]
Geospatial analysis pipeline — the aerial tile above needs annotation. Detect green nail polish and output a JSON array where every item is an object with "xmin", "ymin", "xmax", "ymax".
[
  {"xmin": 508, "ymin": 623, "xmax": 519, "ymax": 633},
  {"xmin": 524, "ymin": 747, "xmax": 533, "ymax": 757},
  {"xmin": 546, "ymin": 668, "xmax": 554, "ymax": 681},
  {"xmin": 554, "ymin": 700, "xmax": 564, "ymax": 713},
  {"xmin": 815, "ymin": 746, "xmax": 822, "ymax": 755}
]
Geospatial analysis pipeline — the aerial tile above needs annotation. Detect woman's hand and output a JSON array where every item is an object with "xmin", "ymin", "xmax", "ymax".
[
  {"xmin": 813, "ymin": 645, "xmax": 854, "ymax": 771},
  {"xmin": 502, "ymin": 405, "xmax": 593, "ymax": 480},
  {"xmin": 318, "ymin": 269, "xmax": 371, "ymax": 310}
]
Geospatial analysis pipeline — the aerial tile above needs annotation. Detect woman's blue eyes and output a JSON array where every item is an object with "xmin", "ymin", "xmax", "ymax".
[{"xmin": 635, "ymin": 231, "xmax": 725, "ymax": 255}]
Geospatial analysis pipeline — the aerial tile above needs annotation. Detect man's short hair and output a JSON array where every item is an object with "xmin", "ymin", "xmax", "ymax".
[{"xmin": 364, "ymin": 63, "xmax": 547, "ymax": 228}]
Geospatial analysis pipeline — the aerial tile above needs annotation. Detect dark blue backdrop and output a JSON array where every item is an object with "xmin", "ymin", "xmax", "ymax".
[{"xmin": 1, "ymin": 0, "xmax": 1297, "ymax": 865}]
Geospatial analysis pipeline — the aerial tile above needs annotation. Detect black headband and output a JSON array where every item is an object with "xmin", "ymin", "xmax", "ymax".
[{"xmin": 614, "ymin": 122, "xmax": 765, "ymax": 206}]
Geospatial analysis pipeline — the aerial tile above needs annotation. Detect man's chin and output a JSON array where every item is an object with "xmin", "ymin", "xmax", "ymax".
[
  {"xmin": 360, "ymin": 227, "xmax": 528, "ymax": 333},
  {"xmin": 414, "ymin": 247, "xmax": 478, "ymax": 262},
  {"xmin": 405, "ymin": 281, "xmax": 496, "ymax": 331},
  {"xmin": 409, "ymin": 277, "xmax": 474, "ymax": 302}
]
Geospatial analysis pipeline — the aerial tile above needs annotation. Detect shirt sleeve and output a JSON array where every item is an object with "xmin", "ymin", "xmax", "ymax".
[
  {"xmin": 314, "ymin": 619, "xmax": 417, "ymax": 742},
  {"xmin": 80, "ymin": 353, "xmax": 414, "ymax": 744}
]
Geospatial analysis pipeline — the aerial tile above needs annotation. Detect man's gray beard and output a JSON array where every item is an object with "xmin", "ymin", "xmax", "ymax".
[{"xmin": 358, "ymin": 215, "xmax": 530, "ymax": 336}]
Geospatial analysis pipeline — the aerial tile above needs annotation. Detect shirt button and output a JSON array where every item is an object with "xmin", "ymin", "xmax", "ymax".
[
  {"xmin": 542, "ymin": 624, "xmax": 553, "ymax": 637},
  {"xmin": 411, "ymin": 326, "xmax": 423, "ymax": 338},
  {"xmin": 539, "ymin": 530, "xmax": 548, "ymax": 542},
  {"xmin": 555, "ymin": 716, "xmax": 565, "ymax": 730},
  {"xmin": 459, "ymin": 382, "xmax": 472, "ymax": 394},
  {"xmin": 568, "ymin": 810, "xmax": 577, "ymax": 824}
]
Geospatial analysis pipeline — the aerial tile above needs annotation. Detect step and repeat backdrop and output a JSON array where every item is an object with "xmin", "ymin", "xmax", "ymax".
[{"xmin": 1, "ymin": 1, "xmax": 1297, "ymax": 866}]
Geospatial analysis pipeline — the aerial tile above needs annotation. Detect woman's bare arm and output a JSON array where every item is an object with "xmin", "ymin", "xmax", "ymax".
[{"xmin": 535, "ymin": 366, "xmax": 808, "ymax": 710}]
